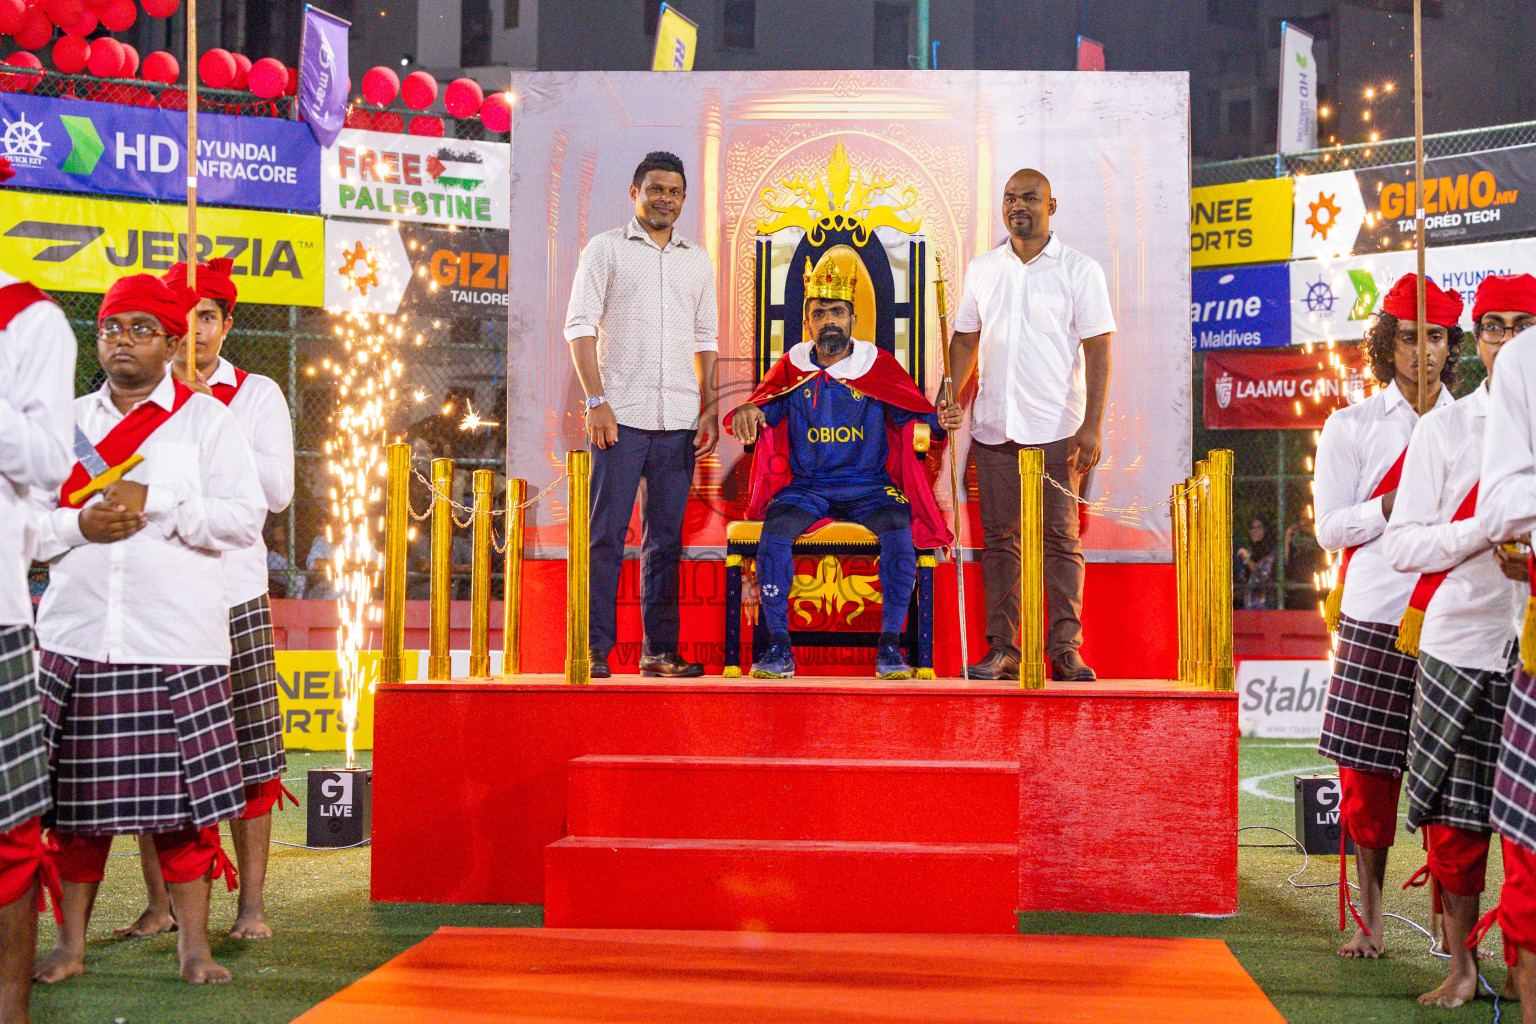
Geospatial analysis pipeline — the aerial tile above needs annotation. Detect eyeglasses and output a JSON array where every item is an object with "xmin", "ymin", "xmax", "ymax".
[
  {"xmin": 97, "ymin": 322, "xmax": 167, "ymax": 343},
  {"xmin": 1477, "ymin": 320, "xmax": 1535, "ymax": 343}
]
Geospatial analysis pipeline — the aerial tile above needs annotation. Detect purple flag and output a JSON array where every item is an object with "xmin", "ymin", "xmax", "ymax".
[{"xmin": 299, "ymin": 5, "xmax": 350, "ymax": 148}]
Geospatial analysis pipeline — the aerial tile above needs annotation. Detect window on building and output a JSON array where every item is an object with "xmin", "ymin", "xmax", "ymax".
[
  {"xmin": 873, "ymin": 2, "xmax": 910, "ymax": 69},
  {"xmin": 722, "ymin": 0, "xmax": 756, "ymax": 50},
  {"xmin": 504, "ymin": 0, "xmax": 518, "ymax": 29},
  {"xmin": 461, "ymin": 0, "xmax": 491, "ymax": 66}
]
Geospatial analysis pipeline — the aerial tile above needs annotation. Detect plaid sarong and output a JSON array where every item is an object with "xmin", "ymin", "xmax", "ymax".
[
  {"xmin": 1319, "ymin": 614, "xmax": 1419, "ymax": 773},
  {"xmin": 1404, "ymin": 649, "xmax": 1513, "ymax": 833},
  {"xmin": 36, "ymin": 653, "xmax": 244, "ymax": 835},
  {"xmin": 1495, "ymin": 666, "xmax": 1536, "ymax": 851},
  {"xmin": 229, "ymin": 596, "xmax": 285, "ymax": 785},
  {"xmin": 0, "ymin": 626, "xmax": 49, "ymax": 833}
]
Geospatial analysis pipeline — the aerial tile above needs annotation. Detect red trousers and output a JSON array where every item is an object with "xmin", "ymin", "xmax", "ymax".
[
  {"xmin": 1477, "ymin": 837, "xmax": 1536, "ymax": 967},
  {"xmin": 49, "ymin": 826, "xmax": 238, "ymax": 890},
  {"xmin": 239, "ymin": 777, "xmax": 299, "ymax": 820},
  {"xmin": 1340, "ymin": 766, "xmax": 1402, "ymax": 848},
  {"xmin": 1422, "ymin": 823, "xmax": 1491, "ymax": 898},
  {"xmin": 0, "ymin": 816, "xmax": 59, "ymax": 919}
]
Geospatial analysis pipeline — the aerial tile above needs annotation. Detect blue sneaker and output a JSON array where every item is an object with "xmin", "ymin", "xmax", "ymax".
[
  {"xmin": 875, "ymin": 643, "xmax": 913, "ymax": 680},
  {"xmin": 750, "ymin": 642, "xmax": 796, "ymax": 679}
]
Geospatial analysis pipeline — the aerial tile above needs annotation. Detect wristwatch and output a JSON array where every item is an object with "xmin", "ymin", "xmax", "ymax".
[{"xmin": 586, "ymin": 395, "xmax": 606, "ymax": 409}]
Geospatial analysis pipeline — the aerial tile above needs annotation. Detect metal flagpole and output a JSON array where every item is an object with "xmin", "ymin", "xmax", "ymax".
[
  {"xmin": 1413, "ymin": 0, "xmax": 1428, "ymax": 414},
  {"xmin": 934, "ymin": 253, "xmax": 970, "ymax": 675},
  {"xmin": 184, "ymin": 0, "xmax": 198, "ymax": 383}
]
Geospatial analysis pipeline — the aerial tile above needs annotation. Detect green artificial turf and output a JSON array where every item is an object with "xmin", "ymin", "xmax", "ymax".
[{"xmin": 29, "ymin": 742, "xmax": 1514, "ymax": 1023}]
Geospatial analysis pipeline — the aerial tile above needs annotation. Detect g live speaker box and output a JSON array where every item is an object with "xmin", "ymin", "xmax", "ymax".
[
  {"xmin": 307, "ymin": 767, "xmax": 371, "ymax": 848},
  {"xmin": 1295, "ymin": 771, "xmax": 1353, "ymax": 856}
]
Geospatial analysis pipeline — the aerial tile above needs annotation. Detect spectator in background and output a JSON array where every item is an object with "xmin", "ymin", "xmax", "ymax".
[
  {"xmin": 407, "ymin": 387, "xmax": 478, "ymax": 461},
  {"xmin": 265, "ymin": 520, "xmax": 296, "ymax": 599},
  {"xmin": 1286, "ymin": 519, "xmax": 1328, "ymax": 605},
  {"xmin": 1235, "ymin": 516, "xmax": 1276, "ymax": 609},
  {"xmin": 305, "ymin": 534, "xmax": 338, "ymax": 600}
]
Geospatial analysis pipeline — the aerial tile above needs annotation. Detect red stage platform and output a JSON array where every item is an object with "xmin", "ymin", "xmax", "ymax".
[{"xmin": 372, "ymin": 675, "xmax": 1236, "ymax": 927}]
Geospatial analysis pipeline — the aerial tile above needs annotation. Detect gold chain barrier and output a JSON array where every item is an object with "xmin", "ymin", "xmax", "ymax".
[
  {"xmin": 468, "ymin": 469, "xmax": 494, "ymax": 678},
  {"xmin": 381, "ymin": 443, "xmax": 410, "ymax": 686},
  {"xmin": 427, "ymin": 457, "xmax": 454, "ymax": 681},
  {"xmin": 1173, "ymin": 451, "xmax": 1234, "ymax": 691},
  {"xmin": 503, "ymin": 477, "xmax": 527, "ymax": 676},
  {"xmin": 565, "ymin": 450, "xmax": 591, "ymax": 685},
  {"xmin": 1018, "ymin": 449, "xmax": 1046, "ymax": 690}
]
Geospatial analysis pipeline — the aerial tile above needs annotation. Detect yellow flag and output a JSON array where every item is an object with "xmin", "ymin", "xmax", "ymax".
[{"xmin": 652, "ymin": 3, "xmax": 697, "ymax": 71}]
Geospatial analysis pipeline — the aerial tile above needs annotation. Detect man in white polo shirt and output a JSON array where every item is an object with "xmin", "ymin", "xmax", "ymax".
[{"xmin": 948, "ymin": 168, "xmax": 1116, "ymax": 681}]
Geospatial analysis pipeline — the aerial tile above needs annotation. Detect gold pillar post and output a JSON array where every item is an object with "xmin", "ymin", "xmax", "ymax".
[
  {"xmin": 1018, "ymin": 448, "xmax": 1046, "ymax": 690},
  {"xmin": 468, "ymin": 469, "xmax": 493, "ymax": 678},
  {"xmin": 1208, "ymin": 450, "xmax": 1235, "ymax": 692},
  {"xmin": 566, "ymin": 451, "xmax": 591, "ymax": 685},
  {"xmin": 1172, "ymin": 482, "xmax": 1189, "ymax": 685},
  {"xmin": 427, "ymin": 457, "xmax": 453, "ymax": 681},
  {"xmin": 503, "ymin": 478, "xmax": 527, "ymax": 677},
  {"xmin": 381, "ymin": 443, "xmax": 410, "ymax": 686},
  {"xmin": 1190, "ymin": 462, "xmax": 1209, "ymax": 690}
]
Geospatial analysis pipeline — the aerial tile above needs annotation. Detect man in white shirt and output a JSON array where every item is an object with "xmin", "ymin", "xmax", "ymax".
[
  {"xmin": 109, "ymin": 259, "xmax": 295, "ymax": 944},
  {"xmin": 0, "ymin": 207, "xmax": 76, "ymax": 1024},
  {"xmin": 1472, "ymin": 274, "xmax": 1536, "ymax": 1015},
  {"xmin": 566, "ymin": 151, "xmax": 719, "ymax": 678},
  {"xmin": 947, "ymin": 169, "xmax": 1116, "ymax": 681},
  {"xmin": 1382, "ymin": 273, "xmax": 1527, "ymax": 1006},
  {"xmin": 1314, "ymin": 273, "xmax": 1462, "ymax": 960},
  {"xmin": 30, "ymin": 274, "xmax": 264, "ymax": 987}
]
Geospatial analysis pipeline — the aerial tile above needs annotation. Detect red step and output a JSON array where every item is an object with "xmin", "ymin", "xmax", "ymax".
[
  {"xmin": 566, "ymin": 755, "xmax": 1020, "ymax": 844},
  {"xmin": 544, "ymin": 836, "xmax": 1020, "ymax": 933}
]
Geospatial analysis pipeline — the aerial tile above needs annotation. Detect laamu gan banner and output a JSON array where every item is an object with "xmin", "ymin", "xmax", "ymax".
[
  {"xmin": 1294, "ymin": 145, "xmax": 1536, "ymax": 259},
  {"xmin": 322, "ymin": 128, "xmax": 509, "ymax": 229},
  {"xmin": 0, "ymin": 91, "xmax": 320, "ymax": 211},
  {"xmin": 0, "ymin": 189, "xmax": 323, "ymax": 305},
  {"xmin": 324, "ymin": 218, "xmax": 509, "ymax": 316},
  {"xmin": 1202, "ymin": 345, "xmax": 1365, "ymax": 430},
  {"xmin": 1192, "ymin": 263, "xmax": 1291, "ymax": 349},
  {"xmin": 1190, "ymin": 178, "xmax": 1293, "ymax": 267}
]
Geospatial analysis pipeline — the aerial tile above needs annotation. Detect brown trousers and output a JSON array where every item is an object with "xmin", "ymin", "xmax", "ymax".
[{"xmin": 972, "ymin": 436, "xmax": 1084, "ymax": 661}]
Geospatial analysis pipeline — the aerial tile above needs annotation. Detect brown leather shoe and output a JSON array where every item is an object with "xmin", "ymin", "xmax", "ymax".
[
  {"xmin": 639, "ymin": 652, "xmax": 705, "ymax": 678},
  {"xmin": 1050, "ymin": 650, "xmax": 1097, "ymax": 682},
  {"xmin": 965, "ymin": 647, "xmax": 1020, "ymax": 680}
]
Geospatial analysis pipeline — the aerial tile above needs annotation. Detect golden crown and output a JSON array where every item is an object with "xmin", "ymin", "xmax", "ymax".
[{"xmin": 803, "ymin": 246, "xmax": 859, "ymax": 304}]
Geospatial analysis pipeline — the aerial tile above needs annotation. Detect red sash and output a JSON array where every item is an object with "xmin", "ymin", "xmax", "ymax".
[
  {"xmin": 58, "ymin": 380, "xmax": 193, "ymax": 509},
  {"xmin": 0, "ymin": 281, "xmax": 53, "ymax": 329},
  {"xmin": 1323, "ymin": 444, "xmax": 1409, "ymax": 632},
  {"xmin": 1395, "ymin": 482, "xmax": 1478, "ymax": 656},
  {"xmin": 208, "ymin": 366, "xmax": 248, "ymax": 406}
]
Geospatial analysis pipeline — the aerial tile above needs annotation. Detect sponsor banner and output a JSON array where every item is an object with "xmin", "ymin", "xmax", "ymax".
[
  {"xmin": 0, "ymin": 91, "xmax": 320, "ymax": 211},
  {"xmin": 1192, "ymin": 263, "xmax": 1291, "ymax": 349},
  {"xmin": 323, "ymin": 128, "xmax": 510, "ymax": 229},
  {"xmin": 274, "ymin": 651, "xmax": 382, "ymax": 751},
  {"xmin": 652, "ymin": 2, "xmax": 699, "ymax": 71},
  {"xmin": 1076, "ymin": 35, "xmax": 1105, "ymax": 71},
  {"xmin": 324, "ymin": 219, "xmax": 509, "ymax": 316},
  {"xmin": 1290, "ymin": 235, "xmax": 1536, "ymax": 344},
  {"xmin": 1203, "ymin": 345, "xmax": 1365, "ymax": 430},
  {"xmin": 1191, "ymin": 178, "xmax": 1293, "ymax": 267},
  {"xmin": 1238, "ymin": 659, "xmax": 1330, "ymax": 738},
  {"xmin": 0, "ymin": 189, "xmax": 323, "ymax": 304},
  {"xmin": 1294, "ymin": 146, "xmax": 1536, "ymax": 258},
  {"xmin": 299, "ymin": 6, "xmax": 350, "ymax": 149},
  {"xmin": 1277, "ymin": 24, "xmax": 1318, "ymax": 155}
]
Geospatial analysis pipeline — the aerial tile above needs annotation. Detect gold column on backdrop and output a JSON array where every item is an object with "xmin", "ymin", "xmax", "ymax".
[
  {"xmin": 427, "ymin": 458, "xmax": 453, "ymax": 681},
  {"xmin": 1172, "ymin": 482, "xmax": 1190, "ymax": 685},
  {"xmin": 1017, "ymin": 448, "xmax": 1046, "ymax": 690},
  {"xmin": 1171, "ymin": 453, "xmax": 1235, "ymax": 691},
  {"xmin": 1191, "ymin": 461, "xmax": 1209, "ymax": 689},
  {"xmin": 1207, "ymin": 450, "xmax": 1235, "ymax": 692},
  {"xmin": 565, "ymin": 450, "xmax": 592, "ymax": 685},
  {"xmin": 503, "ymin": 478, "xmax": 528, "ymax": 676},
  {"xmin": 381, "ymin": 443, "xmax": 410, "ymax": 686},
  {"xmin": 469, "ymin": 469, "xmax": 494, "ymax": 678}
]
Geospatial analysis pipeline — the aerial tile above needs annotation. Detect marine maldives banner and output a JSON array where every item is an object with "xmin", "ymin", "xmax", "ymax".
[
  {"xmin": 322, "ymin": 128, "xmax": 509, "ymax": 229},
  {"xmin": 0, "ymin": 91, "xmax": 320, "ymax": 211},
  {"xmin": 1192, "ymin": 263, "xmax": 1290, "ymax": 349},
  {"xmin": 1203, "ymin": 345, "xmax": 1365, "ymax": 430},
  {"xmin": 324, "ymin": 219, "xmax": 508, "ymax": 316},
  {"xmin": 1294, "ymin": 145, "xmax": 1536, "ymax": 259}
]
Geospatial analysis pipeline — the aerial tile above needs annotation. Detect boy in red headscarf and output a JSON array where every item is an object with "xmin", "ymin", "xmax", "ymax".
[
  {"xmin": 30, "ymin": 274, "xmax": 264, "ymax": 985},
  {"xmin": 1313, "ymin": 272, "xmax": 1462, "ymax": 958}
]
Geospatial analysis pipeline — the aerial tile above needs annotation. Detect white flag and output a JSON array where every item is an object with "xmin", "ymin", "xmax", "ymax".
[{"xmin": 1277, "ymin": 23, "xmax": 1318, "ymax": 155}]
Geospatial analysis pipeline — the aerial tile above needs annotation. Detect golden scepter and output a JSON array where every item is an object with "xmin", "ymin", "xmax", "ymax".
[{"xmin": 935, "ymin": 253, "xmax": 969, "ymax": 675}]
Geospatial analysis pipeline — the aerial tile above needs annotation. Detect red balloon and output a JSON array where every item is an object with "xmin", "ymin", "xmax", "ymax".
[
  {"xmin": 96, "ymin": 0, "xmax": 132, "ymax": 31},
  {"xmin": 360, "ymin": 65, "xmax": 397, "ymax": 107},
  {"xmin": 197, "ymin": 47, "xmax": 233, "ymax": 88},
  {"xmin": 246, "ymin": 56, "xmax": 283, "ymax": 99},
  {"xmin": 81, "ymin": 0, "xmax": 108, "ymax": 8},
  {"xmin": 407, "ymin": 114, "xmax": 443, "ymax": 137},
  {"xmin": 13, "ymin": 7, "xmax": 52, "ymax": 48},
  {"xmin": 85, "ymin": 35, "xmax": 121, "ymax": 78},
  {"xmin": 117, "ymin": 41, "xmax": 136, "ymax": 77},
  {"xmin": 283, "ymin": 64, "xmax": 297, "ymax": 96},
  {"xmin": 49, "ymin": 32, "xmax": 85, "ymax": 73},
  {"xmin": 40, "ymin": 0, "xmax": 80, "ymax": 28},
  {"xmin": 140, "ymin": 0, "xmax": 177, "ymax": 15},
  {"xmin": 58, "ymin": 5, "xmax": 92, "ymax": 33},
  {"xmin": 139, "ymin": 49, "xmax": 176, "ymax": 83},
  {"xmin": 0, "ymin": 52, "xmax": 43, "ymax": 93},
  {"xmin": 479, "ymin": 91, "xmax": 511, "ymax": 134},
  {"xmin": 229, "ymin": 52, "xmax": 249, "ymax": 89},
  {"xmin": 0, "ymin": 0, "xmax": 22, "ymax": 34},
  {"xmin": 443, "ymin": 77, "xmax": 483, "ymax": 119},
  {"xmin": 400, "ymin": 70, "xmax": 436, "ymax": 110}
]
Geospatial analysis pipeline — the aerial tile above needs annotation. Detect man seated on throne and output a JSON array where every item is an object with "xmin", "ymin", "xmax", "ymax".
[{"xmin": 729, "ymin": 246, "xmax": 962, "ymax": 679}]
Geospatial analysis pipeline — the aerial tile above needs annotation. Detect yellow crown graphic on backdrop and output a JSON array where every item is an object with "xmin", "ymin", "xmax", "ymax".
[
  {"xmin": 758, "ymin": 140, "xmax": 921, "ymax": 246},
  {"xmin": 803, "ymin": 245, "xmax": 860, "ymax": 303}
]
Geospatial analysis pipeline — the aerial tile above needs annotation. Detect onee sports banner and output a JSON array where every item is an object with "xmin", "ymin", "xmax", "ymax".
[
  {"xmin": 274, "ymin": 651, "xmax": 379, "ymax": 751},
  {"xmin": 1191, "ymin": 263, "xmax": 1290, "ymax": 349},
  {"xmin": 1202, "ymin": 345, "xmax": 1366, "ymax": 431},
  {"xmin": 323, "ymin": 218, "xmax": 508, "ymax": 316},
  {"xmin": 0, "ymin": 190, "xmax": 323, "ymax": 304},
  {"xmin": 0, "ymin": 91, "xmax": 320, "ymax": 211},
  {"xmin": 322, "ymin": 128, "xmax": 510, "ymax": 229},
  {"xmin": 1190, "ymin": 177, "xmax": 1292, "ymax": 267}
]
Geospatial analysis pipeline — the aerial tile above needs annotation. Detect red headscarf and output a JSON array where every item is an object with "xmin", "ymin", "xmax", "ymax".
[
  {"xmin": 0, "ymin": 158, "xmax": 14, "ymax": 184},
  {"xmin": 1472, "ymin": 273, "xmax": 1536, "ymax": 323},
  {"xmin": 98, "ymin": 273, "xmax": 193, "ymax": 338},
  {"xmin": 162, "ymin": 257, "xmax": 238, "ymax": 311},
  {"xmin": 1381, "ymin": 273, "xmax": 1464, "ymax": 327}
]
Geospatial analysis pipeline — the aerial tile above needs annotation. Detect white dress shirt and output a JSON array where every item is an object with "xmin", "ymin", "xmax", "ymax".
[
  {"xmin": 209, "ymin": 358, "xmax": 294, "ymax": 606},
  {"xmin": 33, "ymin": 374, "xmax": 265, "ymax": 665},
  {"xmin": 0, "ymin": 274, "xmax": 75, "ymax": 626},
  {"xmin": 1481, "ymin": 336, "xmax": 1536, "ymax": 544},
  {"xmin": 1383, "ymin": 385, "xmax": 1520, "ymax": 672},
  {"xmin": 1314, "ymin": 380, "xmax": 1454, "ymax": 625},
  {"xmin": 952, "ymin": 235, "xmax": 1117, "ymax": 446},
  {"xmin": 563, "ymin": 217, "xmax": 718, "ymax": 432}
]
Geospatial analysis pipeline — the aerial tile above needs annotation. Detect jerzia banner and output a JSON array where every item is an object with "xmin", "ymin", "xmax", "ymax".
[{"xmin": 324, "ymin": 218, "xmax": 508, "ymax": 316}]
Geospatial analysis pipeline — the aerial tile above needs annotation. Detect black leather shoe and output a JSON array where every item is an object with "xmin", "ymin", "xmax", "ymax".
[
  {"xmin": 639, "ymin": 651, "xmax": 705, "ymax": 678},
  {"xmin": 589, "ymin": 651, "xmax": 611, "ymax": 678},
  {"xmin": 1050, "ymin": 650, "xmax": 1097, "ymax": 682},
  {"xmin": 965, "ymin": 647, "xmax": 1020, "ymax": 680}
]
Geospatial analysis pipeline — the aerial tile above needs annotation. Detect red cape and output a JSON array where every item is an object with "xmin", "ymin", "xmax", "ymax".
[{"xmin": 727, "ymin": 343, "xmax": 953, "ymax": 549}]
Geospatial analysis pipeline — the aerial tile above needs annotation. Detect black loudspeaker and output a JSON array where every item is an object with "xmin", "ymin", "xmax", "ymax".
[
  {"xmin": 306, "ymin": 767, "xmax": 372, "ymax": 848},
  {"xmin": 1294, "ymin": 771, "xmax": 1354, "ymax": 856}
]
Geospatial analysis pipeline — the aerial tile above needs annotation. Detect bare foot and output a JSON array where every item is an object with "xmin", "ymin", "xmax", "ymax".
[
  {"xmin": 1337, "ymin": 928, "xmax": 1385, "ymax": 959},
  {"xmin": 1503, "ymin": 977, "xmax": 1520, "ymax": 1001},
  {"xmin": 113, "ymin": 907, "xmax": 176, "ymax": 939},
  {"xmin": 228, "ymin": 908, "xmax": 272, "ymax": 940},
  {"xmin": 32, "ymin": 946, "xmax": 84, "ymax": 984},
  {"xmin": 180, "ymin": 954, "xmax": 231, "ymax": 985},
  {"xmin": 1418, "ymin": 968, "xmax": 1480, "ymax": 1007}
]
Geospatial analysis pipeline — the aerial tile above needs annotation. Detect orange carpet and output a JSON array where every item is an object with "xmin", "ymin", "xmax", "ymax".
[{"xmin": 290, "ymin": 928, "xmax": 1286, "ymax": 1024}]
